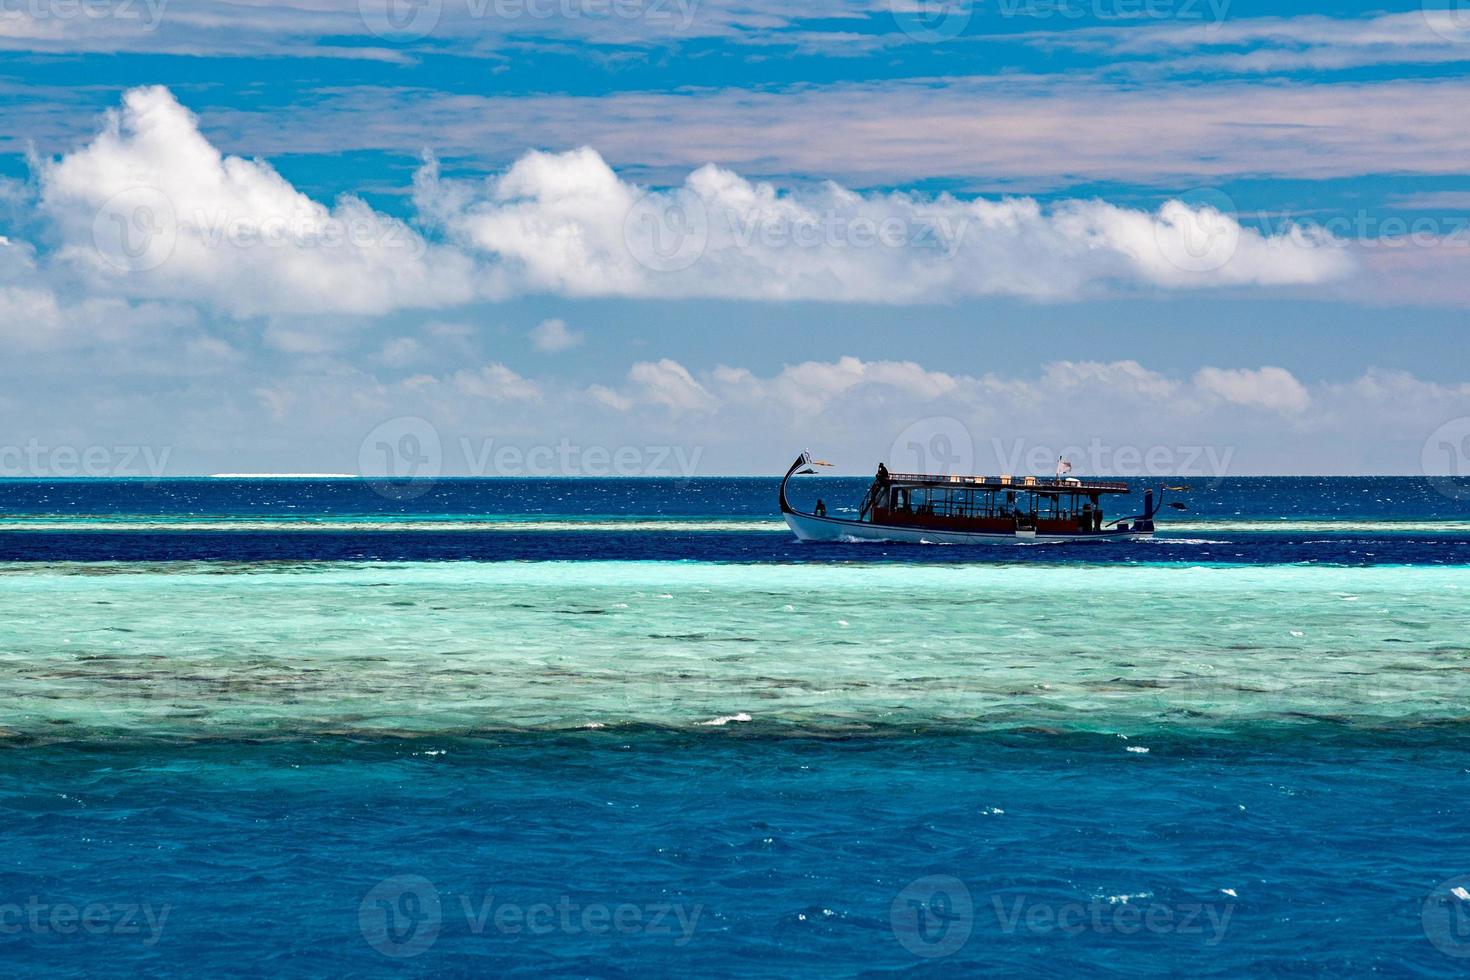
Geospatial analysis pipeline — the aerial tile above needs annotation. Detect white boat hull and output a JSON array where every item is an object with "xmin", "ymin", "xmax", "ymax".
[{"xmin": 783, "ymin": 509, "xmax": 1152, "ymax": 545}]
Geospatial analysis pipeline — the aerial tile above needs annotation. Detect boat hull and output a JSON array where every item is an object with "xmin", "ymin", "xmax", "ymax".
[{"xmin": 783, "ymin": 509, "xmax": 1152, "ymax": 545}]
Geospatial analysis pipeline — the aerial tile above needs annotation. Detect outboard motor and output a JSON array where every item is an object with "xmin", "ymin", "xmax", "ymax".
[{"xmin": 1136, "ymin": 489, "xmax": 1156, "ymax": 532}]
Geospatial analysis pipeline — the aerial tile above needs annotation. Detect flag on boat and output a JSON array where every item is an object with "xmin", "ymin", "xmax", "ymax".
[{"xmin": 1055, "ymin": 456, "xmax": 1073, "ymax": 478}]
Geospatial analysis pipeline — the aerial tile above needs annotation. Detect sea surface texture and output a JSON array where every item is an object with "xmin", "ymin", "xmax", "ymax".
[{"xmin": 2, "ymin": 476, "xmax": 1469, "ymax": 976}]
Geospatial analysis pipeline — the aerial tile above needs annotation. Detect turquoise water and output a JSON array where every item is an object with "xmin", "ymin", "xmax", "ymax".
[
  {"xmin": 3, "ymin": 561, "xmax": 1468, "ymax": 741},
  {"xmin": 3, "ymin": 478, "xmax": 1470, "ymax": 975}
]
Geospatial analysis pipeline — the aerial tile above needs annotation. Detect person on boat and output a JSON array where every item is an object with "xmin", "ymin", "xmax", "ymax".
[
  {"xmin": 876, "ymin": 463, "xmax": 889, "ymax": 484},
  {"xmin": 815, "ymin": 499, "xmax": 827, "ymax": 517}
]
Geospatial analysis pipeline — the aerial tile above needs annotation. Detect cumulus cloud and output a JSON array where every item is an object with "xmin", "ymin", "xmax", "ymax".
[
  {"xmin": 231, "ymin": 355, "xmax": 1468, "ymax": 476},
  {"xmin": 452, "ymin": 363, "xmax": 541, "ymax": 402},
  {"xmin": 705, "ymin": 357, "xmax": 959, "ymax": 414},
  {"xmin": 39, "ymin": 86, "xmax": 478, "ymax": 317},
  {"xmin": 418, "ymin": 145, "xmax": 1351, "ymax": 303},
  {"xmin": 529, "ymin": 318, "xmax": 583, "ymax": 352},
  {"xmin": 4, "ymin": 84, "xmax": 1456, "ymax": 358},
  {"xmin": 626, "ymin": 359, "xmax": 716, "ymax": 413},
  {"xmin": 1194, "ymin": 366, "xmax": 1311, "ymax": 413}
]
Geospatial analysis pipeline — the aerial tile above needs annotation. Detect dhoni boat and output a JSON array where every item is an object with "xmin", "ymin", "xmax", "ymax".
[{"xmin": 779, "ymin": 451, "xmax": 1164, "ymax": 545}]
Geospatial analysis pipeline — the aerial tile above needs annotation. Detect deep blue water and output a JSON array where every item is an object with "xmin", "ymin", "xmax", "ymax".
[
  {"xmin": 2, "ymin": 475, "xmax": 1467, "ymax": 521},
  {"xmin": 3, "ymin": 477, "xmax": 1470, "ymax": 975},
  {"xmin": 6, "ymin": 529, "xmax": 1470, "ymax": 565},
  {"xmin": 6, "ymin": 733, "xmax": 1470, "ymax": 976},
  {"xmin": 0, "ymin": 476, "xmax": 1467, "ymax": 566}
]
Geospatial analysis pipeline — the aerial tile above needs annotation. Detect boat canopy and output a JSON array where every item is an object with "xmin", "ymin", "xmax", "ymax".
[{"xmin": 881, "ymin": 472, "xmax": 1132, "ymax": 495}]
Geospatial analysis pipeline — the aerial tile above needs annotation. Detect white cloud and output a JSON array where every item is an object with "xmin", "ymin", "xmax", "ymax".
[
  {"xmin": 1049, "ymin": 12, "xmax": 1470, "ymax": 73},
  {"xmin": 587, "ymin": 384, "xmax": 634, "ymax": 412},
  {"xmin": 12, "ymin": 85, "xmax": 1462, "ymax": 329},
  {"xmin": 420, "ymin": 145, "xmax": 1350, "ymax": 303},
  {"xmin": 1040, "ymin": 360, "xmax": 1181, "ymax": 401},
  {"xmin": 1194, "ymin": 366, "xmax": 1311, "ymax": 413},
  {"xmin": 529, "ymin": 318, "xmax": 583, "ymax": 352},
  {"xmin": 708, "ymin": 356, "xmax": 960, "ymax": 413},
  {"xmin": 627, "ymin": 359, "xmax": 716, "ymax": 413},
  {"xmin": 229, "ymin": 355, "xmax": 1470, "ymax": 476},
  {"xmin": 452, "ymin": 363, "xmax": 541, "ymax": 402},
  {"xmin": 38, "ymin": 86, "xmax": 479, "ymax": 317},
  {"xmin": 378, "ymin": 337, "xmax": 424, "ymax": 367}
]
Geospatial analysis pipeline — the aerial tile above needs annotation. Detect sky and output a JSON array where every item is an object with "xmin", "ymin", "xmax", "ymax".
[{"xmin": 1, "ymin": 0, "xmax": 1469, "ymax": 478}]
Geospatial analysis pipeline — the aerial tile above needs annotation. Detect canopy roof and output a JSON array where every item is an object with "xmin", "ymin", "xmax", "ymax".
[{"xmin": 883, "ymin": 472, "xmax": 1133, "ymax": 495}]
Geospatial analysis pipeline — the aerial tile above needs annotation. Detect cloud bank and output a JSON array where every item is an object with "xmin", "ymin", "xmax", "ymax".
[
  {"xmin": 8, "ymin": 85, "xmax": 1352, "ymax": 330},
  {"xmin": 239, "ymin": 355, "xmax": 1470, "ymax": 476}
]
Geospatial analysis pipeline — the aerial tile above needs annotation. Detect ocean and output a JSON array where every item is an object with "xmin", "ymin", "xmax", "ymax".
[{"xmin": 2, "ymin": 476, "xmax": 1469, "ymax": 975}]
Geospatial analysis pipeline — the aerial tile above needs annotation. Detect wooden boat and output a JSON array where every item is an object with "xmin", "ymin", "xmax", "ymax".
[{"xmin": 779, "ymin": 451, "xmax": 1162, "ymax": 545}]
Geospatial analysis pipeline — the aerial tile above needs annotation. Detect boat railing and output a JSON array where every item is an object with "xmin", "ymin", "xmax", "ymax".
[{"xmin": 884, "ymin": 473, "xmax": 1131, "ymax": 492}]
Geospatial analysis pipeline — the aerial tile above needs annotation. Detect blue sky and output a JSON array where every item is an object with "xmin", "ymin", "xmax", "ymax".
[{"xmin": 1, "ymin": 0, "xmax": 1469, "ymax": 477}]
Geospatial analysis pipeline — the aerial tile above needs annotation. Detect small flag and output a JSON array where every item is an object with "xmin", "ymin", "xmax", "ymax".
[{"xmin": 1055, "ymin": 456, "xmax": 1073, "ymax": 478}]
